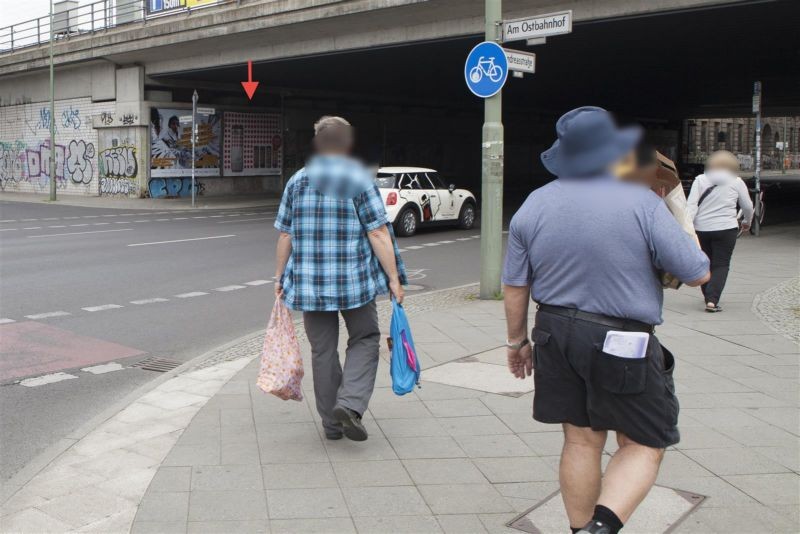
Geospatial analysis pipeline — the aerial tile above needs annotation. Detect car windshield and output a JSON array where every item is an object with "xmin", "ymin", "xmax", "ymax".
[{"xmin": 375, "ymin": 173, "xmax": 396, "ymax": 189}]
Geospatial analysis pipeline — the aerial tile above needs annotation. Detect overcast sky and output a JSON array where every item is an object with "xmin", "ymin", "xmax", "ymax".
[{"xmin": 2, "ymin": 0, "xmax": 79, "ymax": 27}]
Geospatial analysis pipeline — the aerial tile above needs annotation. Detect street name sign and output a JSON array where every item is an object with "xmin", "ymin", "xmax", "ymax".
[
  {"xmin": 179, "ymin": 115, "xmax": 193, "ymax": 123},
  {"xmin": 504, "ymin": 49, "xmax": 536, "ymax": 74},
  {"xmin": 464, "ymin": 41, "xmax": 509, "ymax": 98},
  {"xmin": 197, "ymin": 107, "xmax": 216, "ymax": 115},
  {"xmin": 503, "ymin": 10, "xmax": 572, "ymax": 42}
]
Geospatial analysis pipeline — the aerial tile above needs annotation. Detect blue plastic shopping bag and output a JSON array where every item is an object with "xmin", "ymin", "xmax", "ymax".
[{"xmin": 389, "ymin": 298, "xmax": 421, "ymax": 395}]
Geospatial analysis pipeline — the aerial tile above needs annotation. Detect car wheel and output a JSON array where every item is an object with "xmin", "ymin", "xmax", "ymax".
[
  {"xmin": 457, "ymin": 202, "xmax": 476, "ymax": 230},
  {"xmin": 395, "ymin": 208, "xmax": 418, "ymax": 237}
]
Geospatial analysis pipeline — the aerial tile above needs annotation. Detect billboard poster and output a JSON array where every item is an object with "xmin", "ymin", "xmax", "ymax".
[
  {"xmin": 150, "ymin": 108, "xmax": 221, "ymax": 177},
  {"xmin": 222, "ymin": 112, "xmax": 282, "ymax": 176},
  {"xmin": 147, "ymin": 0, "xmax": 225, "ymax": 16}
]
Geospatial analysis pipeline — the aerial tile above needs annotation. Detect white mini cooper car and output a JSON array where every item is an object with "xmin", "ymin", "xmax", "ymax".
[{"xmin": 375, "ymin": 167, "xmax": 477, "ymax": 237}]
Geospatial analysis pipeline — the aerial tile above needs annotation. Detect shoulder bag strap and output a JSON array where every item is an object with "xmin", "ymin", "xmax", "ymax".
[{"xmin": 697, "ymin": 184, "xmax": 717, "ymax": 207}]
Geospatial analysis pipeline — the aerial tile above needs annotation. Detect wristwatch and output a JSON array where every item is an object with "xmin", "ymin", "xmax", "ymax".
[{"xmin": 505, "ymin": 338, "xmax": 529, "ymax": 350}]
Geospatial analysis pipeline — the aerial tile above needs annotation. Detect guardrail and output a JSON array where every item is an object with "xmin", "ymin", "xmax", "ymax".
[{"xmin": 0, "ymin": 0, "xmax": 233, "ymax": 54}]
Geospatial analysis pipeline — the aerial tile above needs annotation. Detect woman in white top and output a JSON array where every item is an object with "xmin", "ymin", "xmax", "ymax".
[{"xmin": 687, "ymin": 150, "xmax": 754, "ymax": 312}]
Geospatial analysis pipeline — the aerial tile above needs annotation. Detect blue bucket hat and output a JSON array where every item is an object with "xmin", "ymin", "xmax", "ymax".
[{"xmin": 540, "ymin": 106, "xmax": 642, "ymax": 177}]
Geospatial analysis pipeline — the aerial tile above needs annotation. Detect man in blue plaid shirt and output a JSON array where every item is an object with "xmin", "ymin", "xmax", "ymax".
[{"xmin": 274, "ymin": 116, "xmax": 406, "ymax": 442}]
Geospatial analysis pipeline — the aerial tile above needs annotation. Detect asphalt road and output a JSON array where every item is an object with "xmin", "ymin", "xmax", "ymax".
[{"xmin": 0, "ymin": 200, "xmax": 485, "ymax": 482}]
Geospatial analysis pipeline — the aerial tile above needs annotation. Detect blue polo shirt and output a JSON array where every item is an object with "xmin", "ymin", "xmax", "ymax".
[{"xmin": 502, "ymin": 175, "xmax": 709, "ymax": 325}]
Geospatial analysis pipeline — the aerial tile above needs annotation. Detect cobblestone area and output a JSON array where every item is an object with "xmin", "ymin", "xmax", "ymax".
[
  {"xmin": 194, "ymin": 284, "xmax": 482, "ymax": 369},
  {"xmin": 753, "ymin": 276, "xmax": 800, "ymax": 343}
]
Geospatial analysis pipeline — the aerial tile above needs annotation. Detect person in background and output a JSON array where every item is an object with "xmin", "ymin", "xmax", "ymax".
[
  {"xmin": 502, "ymin": 107, "xmax": 710, "ymax": 534},
  {"xmin": 273, "ymin": 116, "xmax": 406, "ymax": 442},
  {"xmin": 686, "ymin": 150, "xmax": 754, "ymax": 312}
]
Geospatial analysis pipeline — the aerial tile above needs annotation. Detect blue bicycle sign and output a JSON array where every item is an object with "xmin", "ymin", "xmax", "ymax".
[{"xmin": 464, "ymin": 41, "xmax": 508, "ymax": 98}]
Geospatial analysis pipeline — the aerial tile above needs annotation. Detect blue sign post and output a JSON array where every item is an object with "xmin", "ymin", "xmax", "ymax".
[{"xmin": 464, "ymin": 41, "xmax": 509, "ymax": 98}]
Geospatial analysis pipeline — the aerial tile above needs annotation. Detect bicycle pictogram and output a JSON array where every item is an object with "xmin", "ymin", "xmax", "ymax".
[{"xmin": 469, "ymin": 56, "xmax": 504, "ymax": 84}]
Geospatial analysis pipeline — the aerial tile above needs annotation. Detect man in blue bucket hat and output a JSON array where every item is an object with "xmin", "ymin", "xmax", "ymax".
[{"xmin": 502, "ymin": 107, "xmax": 710, "ymax": 534}]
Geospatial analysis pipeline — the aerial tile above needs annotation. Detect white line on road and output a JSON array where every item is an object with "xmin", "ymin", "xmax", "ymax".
[
  {"xmin": 438, "ymin": 240, "xmax": 456, "ymax": 244},
  {"xmin": 397, "ymin": 248, "xmax": 407, "ymax": 253},
  {"xmin": 25, "ymin": 311, "xmax": 71, "ymax": 319},
  {"xmin": 69, "ymin": 224, "xmax": 90, "ymax": 227},
  {"xmin": 0, "ymin": 318, "xmax": 16, "ymax": 324},
  {"xmin": 155, "ymin": 218, "xmax": 170, "ymax": 221},
  {"xmin": 42, "ymin": 217, "xmax": 59, "ymax": 221},
  {"xmin": 81, "ymin": 362, "xmax": 125, "ymax": 375},
  {"xmin": 47, "ymin": 225, "xmax": 66, "ymax": 228},
  {"xmin": 114, "ymin": 221, "xmax": 132, "ymax": 224},
  {"xmin": 20, "ymin": 218, "xmax": 38, "ymax": 221},
  {"xmin": 130, "ymin": 298, "xmax": 169, "ymax": 305},
  {"xmin": 209, "ymin": 215, "xmax": 224, "ymax": 218},
  {"xmin": 406, "ymin": 245, "xmax": 424, "ymax": 250},
  {"xmin": 173, "ymin": 217, "xmax": 188, "ymax": 220},
  {"xmin": 471, "ymin": 235, "xmax": 480, "ymax": 238},
  {"xmin": 28, "ymin": 229, "xmax": 133, "ymax": 238},
  {"xmin": 82, "ymin": 215, "xmax": 99, "ymax": 218},
  {"xmin": 127, "ymin": 235, "xmax": 236, "ymax": 247},
  {"xmin": 192, "ymin": 216, "xmax": 208, "ymax": 219},
  {"xmin": 244, "ymin": 280, "xmax": 273, "ymax": 286},
  {"xmin": 0, "ymin": 228, "xmax": 18, "ymax": 232},
  {"xmin": 175, "ymin": 292, "xmax": 209, "ymax": 298},
  {"xmin": 215, "ymin": 285, "xmax": 247, "ymax": 292},
  {"xmin": 423, "ymin": 243, "xmax": 440, "ymax": 247},
  {"xmin": 20, "ymin": 372, "xmax": 78, "ymax": 387},
  {"xmin": 0, "ymin": 219, "xmax": 17, "ymax": 223},
  {"xmin": 82, "ymin": 304, "xmax": 124, "ymax": 312},
  {"xmin": 133, "ymin": 220, "xmax": 150, "ymax": 223},
  {"xmin": 63, "ymin": 217, "xmax": 80, "ymax": 220},
  {"xmin": 456, "ymin": 237, "xmax": 472, "ymax": 241},
  {"xmin": 93, "ymin": 222, "xmax": 110, "ymax": 226},
  {"xmin": 217, "ymin": 217, "xmax": 273, "ymax": 224},
  {"xmin": 23, "ymin": 227, "xmax": 42, "ymax": 230}
]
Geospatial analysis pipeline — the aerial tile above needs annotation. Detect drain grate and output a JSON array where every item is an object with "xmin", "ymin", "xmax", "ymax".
[{"xmin": 131, "ymin": 357, "xmax": 183, "ymax": 373}]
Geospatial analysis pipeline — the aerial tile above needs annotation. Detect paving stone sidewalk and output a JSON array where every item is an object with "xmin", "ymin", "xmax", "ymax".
[{"xmin": 2, "ymin": 225, "xmax": 798, "ymax": 533}]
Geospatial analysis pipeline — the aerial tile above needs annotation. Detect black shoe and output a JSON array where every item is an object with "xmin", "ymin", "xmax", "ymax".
[
  {"xmin": 332, "ymin": 405, "xmax": 368, "ymax": 442},
  {"xmin": 325, "ymin": 430, "xmax": 343, "ymax": 440},
  {"xmin": 705, "ymin": 303, "xmax": 723, "ymax": 313},
  {"xmin": 577, "ymin": 521, "xmax": 612, "ymax": 534}
]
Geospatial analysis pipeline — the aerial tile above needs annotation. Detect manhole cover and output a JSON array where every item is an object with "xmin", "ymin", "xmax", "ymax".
[
  {"xmin": 507, "ymin": 486, "xmax": 706, "ymax": 534},
  {"xmin": 131, "ymin": 357, "xmax": 182, "ymax": 373}
]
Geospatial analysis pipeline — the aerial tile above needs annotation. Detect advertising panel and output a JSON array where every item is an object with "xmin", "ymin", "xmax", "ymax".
[
  {"xmin": 146, "ymin": 0, "xmax": 226, "ymax": 17},
  {"xmin": 222, "ymin": 112, "xmax": 282, "ymax": 176},
  {"xmin": 150, "ymin": 108, "xmax": 221, "ymax": 177}
]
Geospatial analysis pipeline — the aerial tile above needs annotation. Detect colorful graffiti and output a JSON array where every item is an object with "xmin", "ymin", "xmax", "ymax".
[
  {"xmin": 0, "ymin": 139, "xmax": 95, "ymax": 191},
  {"xmin": 100, "ymin": 176, "xmax": 137, "ymax": 196},
  {"xmin": 148, "ymin": 178, "xmax": 203, "ymax": 198},
  {"xmin": 61, "ymin": 106, "xmax": 82, "ymax": 130}
]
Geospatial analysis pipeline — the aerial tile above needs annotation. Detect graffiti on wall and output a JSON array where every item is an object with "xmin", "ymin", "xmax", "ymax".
[
  {"xmin": 0, "ymin": 139, "xmax": 96, "ymax": 191},
  {"xmin": 99, "ymin": 144, "xmax": 138, "ymax": 196},
  {"xmin": 148, "ymin": 177, "xmax": 203, "ymax": 198},
  {"xmin": 61, "ymin": 106, "xmax": 82, "ymax": 130}
]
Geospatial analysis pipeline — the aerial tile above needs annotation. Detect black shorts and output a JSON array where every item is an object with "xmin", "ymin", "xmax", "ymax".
[{"xmin": 531, "ymin": 308, "xmax": 680, "ymax": 448}]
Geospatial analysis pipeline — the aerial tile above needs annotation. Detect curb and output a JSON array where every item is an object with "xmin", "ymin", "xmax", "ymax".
[
  {"xmin": 0, "ymin": 329, "xmax": 263, "ymax": 507},
  {"xmin": 0, "ymin": 194, "xmax": 280, "ymax": 212},
  {"xmin": 0, "ymin": 282, "xmax": 481, "ymax": 507}
]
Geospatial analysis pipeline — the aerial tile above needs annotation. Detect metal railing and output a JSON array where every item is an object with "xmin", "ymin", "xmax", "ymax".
[{"xmin": 0, "ymin": 0, "xmax": 232, "ymax": 54}]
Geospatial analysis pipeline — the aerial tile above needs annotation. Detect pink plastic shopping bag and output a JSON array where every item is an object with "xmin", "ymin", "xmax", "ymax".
[{"xmin": 256, "ymin": 299, "xmax": 304, "ymax": 401}]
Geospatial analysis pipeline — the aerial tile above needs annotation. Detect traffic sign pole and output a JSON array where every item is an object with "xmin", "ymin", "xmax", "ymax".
[
  {"xmin": 480, "ymin": 0, "xmax": 504, "ymax": 299},
  {"xmin": 192, "ymin": 90, "xmax": 198, "ymax": 209},
  {"xmin": 753, "ymin": 81, "xmax": 761, "ymax": 236}
]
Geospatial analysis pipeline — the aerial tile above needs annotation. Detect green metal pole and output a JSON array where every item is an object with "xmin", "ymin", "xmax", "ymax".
[
  {"xmin": 479, "ymin": 0, "xmax": 504, "ymax": 299},
  {"xmin": 49, "ymin": 0, "xmax": 56, "ymax": 201}
]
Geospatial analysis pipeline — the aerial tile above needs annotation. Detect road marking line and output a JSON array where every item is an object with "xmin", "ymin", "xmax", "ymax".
[
  {"xmin": 209, "ymin": 215, "xmax": 224, "ymax": 218},
  {"xmin": 82, "ymin": 304, "xmax": 124, "ymax": 312},
  {"xmin": 155, "ymin": 218, "xmax": 170, "ymax": 221},
  {"xmin": 133, "ymin": 220, "xmax": 150, "ymax": 223},
  {"xmin": 93, "ymin": 222, "xmax": 110, "ymax": 226},
  {"xmin": 82, "ymin": 215, "xmax": 99, "ymax": 218},
  {"xmin": 0, "ymin": 318, "xmax": 16, "ymax": 324},
  {"xmin": 175, "ymin": 292, "xmax": 209, "ymax": 298},
  {"xmin": 225, "ymin": 214, "xmax": 241, "ymax": 217},
  {"xmin": 47, "ymin": 225, "xmax": 66, "ymax": 228},
  {"xmin": 244, "ymin": 280, "xmax": 273, "ymax": 286},
  {"xmin": 130, "ymin": 298, "xmax": 169, "ymax": 305},
  {"xmin": 118, "ymin": 213, "xmax": 135, "ymax": 217},
  {"xmin": 0, "ymin": 219, "xmax": 17, "ymax": 223},
  {"xmin": 215, "ymin": 285, "xmax": 247, "ymax": 292},
  {"xmin": 23, "ymin": 227, "xmax": 42, "ymax": 230},
  {"xmin": 438, "ymin": 240, "xmax": 455, "ymax": 244},
  {"xmin": 20, "ymin": 218, "xmax": 39, "ymax": 221},
  {"xmin": 20, "ymin": 372, "xmax": 78, "ymax": 387},
  {"xmin": 28, "ymin": 229, "xmax": 133, "ymax": 238},
  {"xmin": 406, "ymin": 245, "xmax": 424, "ymax": 250},
  {"xmin": 128, "ymin": 235, "xmax": 236, "ymax": 247},
  {"xmin": 25, "ymin": 311, "xmax": 71, "ymax": 319},
  {"xmin": 81, "ymin": 362, "xmax": 125, "ymax": 374},
  {"xmin": 173, "ymin": 217, "xmax": 188, "ymax": 220},
  {"xmin": 63, "ymin": 216, "xmax": 80, "ymax": 219},
  {"xmin": 423, "ymin": 243, "xmax": 440, "ymax": 247},
  {"xmin": 114, "ymin": 221, "xmax": 131, "ymax": 224},
  {"xmin": 192, "ymin": 216, "xmax": 208, "ymax": 219},
  {"xmin": 102, "ymin": 214, "xmax": 118, "ymax": 217},
  {"xmin": 217, "ymin": 217, "xmax": 273, "ymax": 224},
  {"xmin": 69, "ymin": 224, "xmax": 90, "ymax": 227},
  {"xmin": 0, "ymin": 228, "xmax": 18, "ymax": 232},
  {"xmin": 42, "ymin": 217, "xmax": 59, "ymax": 221},
  {"xmin": 456, "ymin": 237, "xmax": 472, "ymax": 241},
  {"xmin": 397, "ymin": 248, "xmax": 407, "ymax": 253},
  {"xmin": 471, "ymin": 235, "xmax": 480, "ymax": 238}
]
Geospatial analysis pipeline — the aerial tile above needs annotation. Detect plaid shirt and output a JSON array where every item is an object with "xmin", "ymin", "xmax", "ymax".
[{"xmin": 275, "ymin": 159, "xmax": 407, "ymax": 312}]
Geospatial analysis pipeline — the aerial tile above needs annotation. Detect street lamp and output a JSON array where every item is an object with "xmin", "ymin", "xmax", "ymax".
[{"xmin": 49, "ymin": 0, "xmax": 56, "ymax": 201}]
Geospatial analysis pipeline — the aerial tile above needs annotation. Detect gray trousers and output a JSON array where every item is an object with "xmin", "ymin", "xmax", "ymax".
[{"xmin": 302, "ymin": 300, "xmax": 380, "ymax": 433}]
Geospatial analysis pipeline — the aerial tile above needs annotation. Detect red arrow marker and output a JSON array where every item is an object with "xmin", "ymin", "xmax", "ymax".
[{"xmin": 241, "ymin": 60, "xmax": 259, "ymax": 100}]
